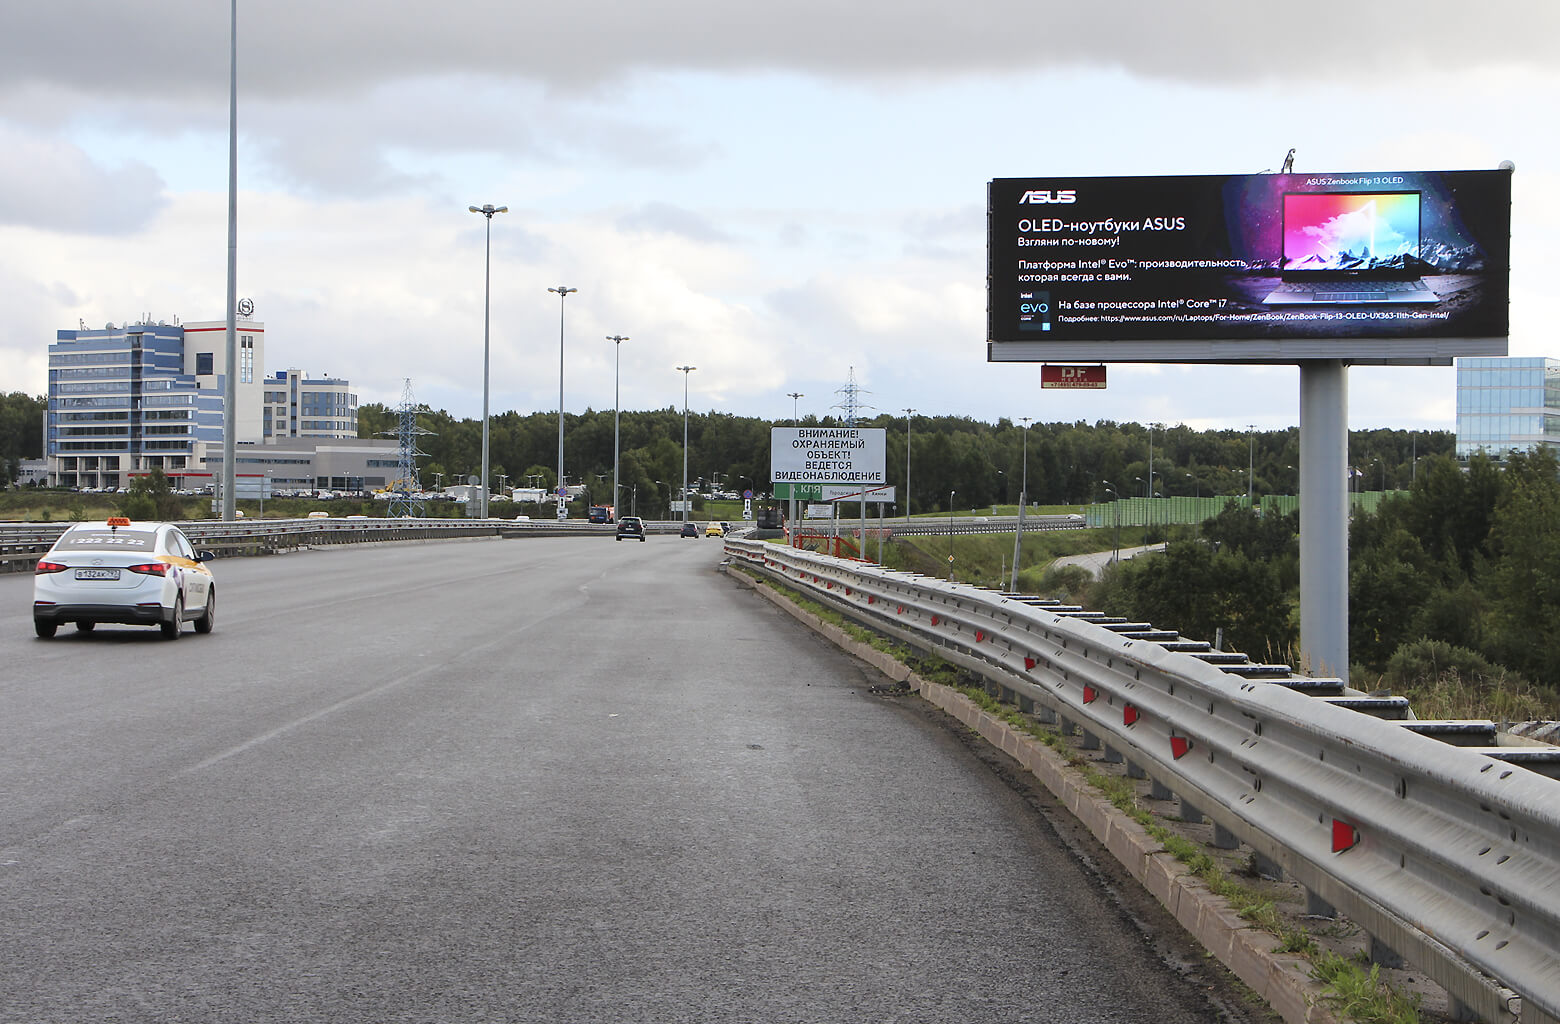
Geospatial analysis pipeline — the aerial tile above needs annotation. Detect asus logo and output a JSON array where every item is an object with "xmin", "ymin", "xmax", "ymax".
[{"xmin": 1019, "ymin": 189, "xmax": 1076, "ymax": 204}]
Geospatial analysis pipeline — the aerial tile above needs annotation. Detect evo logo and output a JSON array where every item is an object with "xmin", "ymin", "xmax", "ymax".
[
  {"xmin": 1018, "ymin": 291, "xmax": 1052, "ymax": 332},
  {"xmin": 1019, "ymin": 189, "xmax": 1076, "ymax": 204}
]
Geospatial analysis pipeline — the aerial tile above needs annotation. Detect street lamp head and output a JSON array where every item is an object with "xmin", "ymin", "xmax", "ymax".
[
  {"xmin": 469, "ymin": 204, "xmax": 507, "ymax": 217},
  {"xmin": 549, "ymin": 285, "xmax": 577, "ymax": 296}
]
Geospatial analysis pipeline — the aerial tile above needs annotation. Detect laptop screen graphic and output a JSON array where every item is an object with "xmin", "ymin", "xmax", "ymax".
[{"xmin": 1282, "ymin": 192, "xmax": 1421, "ymax": 271}]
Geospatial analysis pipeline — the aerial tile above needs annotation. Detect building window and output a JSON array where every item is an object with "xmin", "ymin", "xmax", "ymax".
[{"xmin": 196, "ymin": 352, "xmax": 214, "ymax": 376}]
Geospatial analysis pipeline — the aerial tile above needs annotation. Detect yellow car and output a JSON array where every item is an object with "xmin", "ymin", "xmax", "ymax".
[{"xmin": 704, "ymin": 522, "xmax": 725, "ymax": 537}]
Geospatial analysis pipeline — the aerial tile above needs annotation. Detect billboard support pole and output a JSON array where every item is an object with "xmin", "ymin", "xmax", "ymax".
[{"xmin": 1299, "ymin": 360, "xmax": 1349, "ymax": 682}]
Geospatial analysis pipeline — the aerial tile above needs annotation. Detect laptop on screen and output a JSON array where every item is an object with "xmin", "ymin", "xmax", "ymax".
[{"xmin": 1262, "ymin": 191, "xmax": 1439, "ymax": 305}]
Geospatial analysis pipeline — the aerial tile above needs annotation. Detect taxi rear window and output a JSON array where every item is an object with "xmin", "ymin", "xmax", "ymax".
[{"xmin": 58, "ymin": 528, "xmax": 157, "ymax": 552}]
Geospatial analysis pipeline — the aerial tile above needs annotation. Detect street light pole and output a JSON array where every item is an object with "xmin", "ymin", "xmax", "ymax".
[
  {"xmin": 607, "ymin": 334, "xmax": 628, "ymax": 516},
  {"xmin": 1247, "ymin": 423, "xmax": 1256, "ymax": 506},
  {"xmin": 469, "ymin": 203, "xmax": 508, "ymax": 521},
  {"xmin": 678, "ymin": 366, "xmax": 696, "ymax": 524},
  {"xmin": 549, "ymin": 285, "xmax": 577, "ymax": 519},
  {"xmin": 220, "ymin": 0, "xmax": 239, "ymax": 522},
  {"xmin": 902, "ymin": 408, "xmax": 915, "ymax": 523},
  {"xmin": 947, "ymin": 489, "xmax": 956, "ymax": 581},
  {"xmin": 1010, "ymin": 416, "xmax": 1030, "ymax": 593},
  {"xmin": 1102, "ymin": 480, "xmax": 1120, "ymax": 563},
  {"xmin": 787, "ymin": 392, "xmax": 804, "ymax": 423}
]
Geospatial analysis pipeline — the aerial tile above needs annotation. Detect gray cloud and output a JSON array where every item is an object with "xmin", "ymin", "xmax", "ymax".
[
  {"xmin": 3, "ymin": 1, "xmax": 1552, "ymax": 103},
  {"xmin": 616, "ymin": 202, "xmax": 732, "ymax": 243},
  {"xmin": 0, "ymin": 128, "xmax": 167, "ymax": 233}
]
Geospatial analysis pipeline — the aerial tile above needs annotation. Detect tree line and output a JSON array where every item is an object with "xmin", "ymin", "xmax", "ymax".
[
  {"xmin": 355, "ymin": 401, "xmax": 1449, "ymax": 517},
  {"xmin": 1082, "ymin": 449, "xmax": 1560, "ymax": 712}
]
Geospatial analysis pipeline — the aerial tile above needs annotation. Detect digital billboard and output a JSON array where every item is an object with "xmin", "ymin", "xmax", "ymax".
[{"xmin": 987, "ymin": 168, "xmax": 1511, "ymax": 365}]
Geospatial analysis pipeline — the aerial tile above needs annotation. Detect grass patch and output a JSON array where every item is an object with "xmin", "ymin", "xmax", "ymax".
[{"xmin": 1310, "ymin": 953, "xmax": 1422, "ymax": 1024}]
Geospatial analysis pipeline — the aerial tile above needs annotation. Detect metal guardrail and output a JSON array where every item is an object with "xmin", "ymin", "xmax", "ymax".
[
  {"xmin": 808, "ymin": 514, "xmax": 1085, "ymax": 538},
  {"xmin": 724, "ymin": 537, "xmax": 1560, "ymax": 1024},
  {"xmin": 0, "ymin": 516, "xmax": 702, "ymax": 571}
]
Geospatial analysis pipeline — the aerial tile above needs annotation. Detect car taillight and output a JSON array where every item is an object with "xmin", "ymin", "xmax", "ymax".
[
  {"xmin": 35, "ymin": 560, "xmax": 68, "ymax": 574},
  {"xmin": 127, "ymin": 562, "xmax": 170, "ymax": 576}
]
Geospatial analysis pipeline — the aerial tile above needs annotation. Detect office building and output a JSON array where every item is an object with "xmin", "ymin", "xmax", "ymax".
[
  {"xmin": 45, "ymin": 316, "xmax": 359, "ymax": 490},
  {"xmin": 262, "ymin": 369, "xmax": 358, "ymax": 441},
  {"xmin": 1455, "ymin": 357, "xmax": 1560, "ymax": 459}
]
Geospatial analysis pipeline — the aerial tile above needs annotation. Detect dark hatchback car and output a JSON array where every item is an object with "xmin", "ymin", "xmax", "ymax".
[
  {"xmin": 615, "ymin": 516, "xmax": 646, "ymax": 541},
  {"xmin": 679, "ymin": 522, "xmax": 698, "ymax": 538}
]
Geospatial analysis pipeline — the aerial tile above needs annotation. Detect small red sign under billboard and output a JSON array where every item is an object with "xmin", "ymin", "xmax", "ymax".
[{"xmin": 1041, "ymin": 364, "xmax": 1107, "ymax": 389}]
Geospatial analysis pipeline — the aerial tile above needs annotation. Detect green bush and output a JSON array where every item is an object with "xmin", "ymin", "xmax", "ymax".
[{"xmin": 1382, "ymin": 638, "xmax": 1560, "ymax": 721}]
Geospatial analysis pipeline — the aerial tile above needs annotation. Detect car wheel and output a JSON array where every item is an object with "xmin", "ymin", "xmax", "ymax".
[
  {"xmin": 35, "ymin": 619, "xmax": 57, "ymax": 639},
  {"xmin": 640, "ymin": 536, "xmax": 645, "ymax": 542},
  {"xmin": 76, "ymin": 621, "xmax": 96, "ymax": 633},
  {"xmin": 194, "ymin": 589, "xmax": 215, "ymax": 634},
  {"xmin": 161, "ymin": 597, "xmax": 183, "ymax": 640},
  {"xmin": 616, "ymin": 536, "xmax": 622, "ymax": 541}
]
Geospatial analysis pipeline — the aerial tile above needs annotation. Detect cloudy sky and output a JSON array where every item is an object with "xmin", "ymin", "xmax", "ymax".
[{"xmin": 3, "ymin": 1, "xmax": 1555, "ymax": 433}]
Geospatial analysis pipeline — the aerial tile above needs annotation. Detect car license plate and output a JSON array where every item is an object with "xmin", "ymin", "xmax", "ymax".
[{"xmin": 74, "ymin": 568, "xmax": 121, "ymax": 580}]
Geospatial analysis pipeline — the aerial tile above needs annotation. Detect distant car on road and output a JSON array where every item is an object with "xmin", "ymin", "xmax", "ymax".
[
  {"xmin": 704, "ymin": 522, "xmax": 725, "ymax": 537},
  {"xmin": 615, "ymin": 516, "xmax": 646, "ymax": 541},
  {"xmin": 680, "ymin": 522, "xmax": 698, "ymax": 538},
  {"xmin": 32, "ymin": 517, "xmax": 216, "ymax": 640}
]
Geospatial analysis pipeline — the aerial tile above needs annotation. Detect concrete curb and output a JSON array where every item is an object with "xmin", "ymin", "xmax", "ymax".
[{"xmin": 727, "ymin": 565, "xmax": 1339, "ymax": 1024}]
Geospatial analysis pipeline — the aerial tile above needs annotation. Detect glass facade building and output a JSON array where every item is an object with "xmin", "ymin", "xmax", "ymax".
[
  {"xmin": 1455, "ymin": 357, "xmax": 1560, "ymax": 459},
  {"xmin": 46, "ymin": 318, "xmax": 357, "ymax": 490},
  {"xmin": 262, "ymin": 369, "xmax": 358, "ymax": 441},
  {"xmin": 45, "ymin": 323, "xmax": 224, "ymax": 489}
]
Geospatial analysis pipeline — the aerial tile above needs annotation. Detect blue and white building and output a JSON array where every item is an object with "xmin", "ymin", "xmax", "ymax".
[
  {"xmin": 1454, "ymin": 357, "xmax": 1560, "ymax": 459},
  {"xmin": 262, "ymin": 369, "xmax": 358, "ymax": 441},
  {"xmin": 45, "ymin": 316, "xmax": 358, "ymax": 489}
]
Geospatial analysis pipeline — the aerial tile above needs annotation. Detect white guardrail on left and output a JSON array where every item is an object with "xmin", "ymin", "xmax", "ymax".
[
  {"xmin": 0, "ymin": 517, "xmax": 661, "ymax": 571},
  {"xmin": 723, "ymin": 537, "xmax": 1560, "ymax": 1024}
]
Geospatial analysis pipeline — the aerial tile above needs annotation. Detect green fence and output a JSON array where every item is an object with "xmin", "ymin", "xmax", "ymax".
[{"xmin": 1082, "ymin": 491, "xmax": 1405, "ymax": 528}]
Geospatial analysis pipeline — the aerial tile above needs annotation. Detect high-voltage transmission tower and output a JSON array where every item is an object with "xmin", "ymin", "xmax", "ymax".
[
  {"xmin": 381, "ymin": 378, "xmax": 435, "ymax": 518},
  {"xmin": 831, "ymin": 365, "xmax": 873, "ymax": 426}
]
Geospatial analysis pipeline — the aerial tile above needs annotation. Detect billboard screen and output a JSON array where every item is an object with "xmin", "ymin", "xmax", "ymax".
[{"xmin": 988, "ymin": 169, "xmax": 1511, "ymax": 364}]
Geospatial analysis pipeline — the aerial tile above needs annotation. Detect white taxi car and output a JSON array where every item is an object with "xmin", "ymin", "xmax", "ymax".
[{"xmin": 33, "ymin": 518, "xmax": 216, "ymax": 640}]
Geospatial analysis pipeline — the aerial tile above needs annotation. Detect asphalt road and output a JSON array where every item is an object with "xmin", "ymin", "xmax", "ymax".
[{"xmin": 1, "ymin": 536, "xmax": 1261, "ymax": 1023}]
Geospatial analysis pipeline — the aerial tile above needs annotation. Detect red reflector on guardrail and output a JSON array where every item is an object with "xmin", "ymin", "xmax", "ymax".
[
  {"xmin": 1083, "ymin": 686, "xmax": 1097, "ymax": 704},
  {"xmin": 1332, "ymin": 819, "xmax": 1360, "ymax": 853},
  {"xmin": 1124, "ymin": 705, "xmax": 1140, "ymax": 726},
  {"xmin": 1024, "ymin": 657, "xmax": 1037, "ymax": 671},
  {"xmin": 1170, "ymin": 736, "xmax": 1192, "ymax": 759}
]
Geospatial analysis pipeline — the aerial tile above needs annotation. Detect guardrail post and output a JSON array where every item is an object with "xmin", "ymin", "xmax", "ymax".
[
  {"xmin": 1058, "ymin": 715, "xmax": 1075, "ymax": 737},
  {"xmin": 1126, "ymin": 760, "xmax": 1147, "ymax": 780},
  {"xmin": 1212, "ymin": 823, "xmax": 1240, "ymax": 850},
  {"xmin": 1252, "ymin": 852, "xmax": 1284, "ymax": 880},
  {"xmin": 1080, "ymin": 729, "xmax": 1102, "ymax": 751},
  {"xmin": 1102, "ymin": 744, "xmax": 1124, "ymax": 764},
  {"xmin": 1148, "ymin": 777, "xmax": 1174, "ymax": 800},
  {"xmin": 1033, "ymin": 705, "xmax": 1056, "ymax": 725},
  {"xmin": 1179, "ymin": 799, "xmax": 1205, "ymax": 825},
  {"xmin": 1305, "ymin": 890, "xmax": 1336, "ymax": 919},
  {"xmin": 1368, "ymin": 936, "xmax": 1406, "ymax": 970}
]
